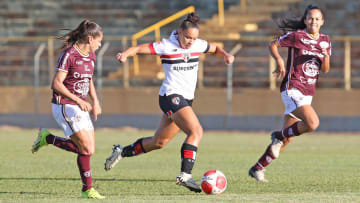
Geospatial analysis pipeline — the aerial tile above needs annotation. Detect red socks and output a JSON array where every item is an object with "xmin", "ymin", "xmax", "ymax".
[
  {"xmin": 46, "ymin": 134, "xmax": 92, "ymax": 191},
  {"xmin": 77, "ymin": 154, "xmax": 92, "ymax": 191},
  {"xmin": 254, "ymin": 145, "xmax": 276, "ymax": 170},
  {"xmin": 46, "ymin": 135, "xmax": 79, "ymax": 154},
  {"xmin": 181, "ymin": 143, "xmax": 197, "ymax": 174}
]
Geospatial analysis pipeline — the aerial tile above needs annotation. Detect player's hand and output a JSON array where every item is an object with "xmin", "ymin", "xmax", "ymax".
[
  {"xmin": 224, "ymin": 54, "xmax": 234, "ymax": 65},
  {"xmin": 76, "ymin": 99, "xmax": 92, "ymax": 112},
  {"xmin": 91, "ymin": 102, "xmax": 102, "ymax": 122},
  {"xmin": 321, "ymin": 48, "xmax": 329, "ymax": 57},
  {"xmin": 116, "ymin": 52, "xmax": 128, "ymax": 63},
  {"xmin": 273, "ymin": 58, "xmax": 286, "ymax": 79}
]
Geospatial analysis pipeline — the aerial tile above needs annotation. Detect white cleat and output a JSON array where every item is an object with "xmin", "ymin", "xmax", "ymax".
[
  {"xmin": 104, "ymin": 144, "xmax": 123, "ymax": 171},
  {"xmin": 176, "ymin": 172, "xmax": 201, "ymax": 193},
  {"xmin": 249, "ymin": 167, "xmax": 268, "ymax": 183},
  {"xmin": 270, "ymin": 132, "xmax": 283, "ymax": 158}
]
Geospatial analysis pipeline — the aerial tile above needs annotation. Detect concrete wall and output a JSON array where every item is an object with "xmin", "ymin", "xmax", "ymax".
[{"xmin": 1, "ymin": 87, "xmax": 359, "ymax": 131}]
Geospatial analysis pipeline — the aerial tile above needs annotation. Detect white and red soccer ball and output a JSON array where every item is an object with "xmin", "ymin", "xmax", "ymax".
[{"xmin": 201, "ymin": 170, "xmax": 227, "ymax": 195}]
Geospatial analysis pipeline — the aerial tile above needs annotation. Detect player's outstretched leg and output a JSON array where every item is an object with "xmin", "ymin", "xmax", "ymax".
[
  {"xmin": 81, "ymin": 188, "xmax": 105, "ymax": 199},
  {"xmin": 104, "ymin": 144, "xmax": 124, "ymax": 171},
  {"xmin": 176, "ymin": 172, "xmax": 201, "ymax": 193},
  {"xmin": 105, "ymin": 138, "xmax": 146, "ymax": 171},
  {"xmin": 31, "ymin": 128, "xmax": 50, "ymax": 153},
  {"xmin": 248, "ymin": 166, "xmax": 268, "ymax": 183},
  {"xmin": 175, "ymin": 143, "xmax": 201, "ymax": 193},
  {"xmin": 269, "ymin": 131, "xmax": 284, "ymax": 159},
  {"xmin": 249, "ymin": 134, "xmax": 279, "ymax": 182}
]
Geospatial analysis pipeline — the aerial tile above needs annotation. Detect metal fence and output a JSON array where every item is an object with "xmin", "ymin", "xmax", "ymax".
[{"xmin": 0, "ymin": 35, "xmax": 359, "ymax": 90}]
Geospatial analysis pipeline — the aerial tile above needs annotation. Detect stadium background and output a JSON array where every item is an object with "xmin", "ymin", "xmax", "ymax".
[{"xmin": 0, "ymin": 0, "xmax": 359, "ymax": 131}]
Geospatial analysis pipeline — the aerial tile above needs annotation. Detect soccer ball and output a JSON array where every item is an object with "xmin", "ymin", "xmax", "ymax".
[{"xmin": 201, "ymin": 170, "xmax": 227, "ymax": 195}]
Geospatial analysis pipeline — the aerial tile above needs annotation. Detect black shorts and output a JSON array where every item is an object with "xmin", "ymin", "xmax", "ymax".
[{"xmin": 159, "ymin": 94, "xmax": 193, "ymax": 117}]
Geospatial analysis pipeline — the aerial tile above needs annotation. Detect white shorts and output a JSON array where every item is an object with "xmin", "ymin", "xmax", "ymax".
[
  {"xmin": 52, "ymin": 103, "xmax": 94, "ymax": 137},
  {"xmin": 281, "ymin": 88, "xmax": 313, "ymax": 115}
]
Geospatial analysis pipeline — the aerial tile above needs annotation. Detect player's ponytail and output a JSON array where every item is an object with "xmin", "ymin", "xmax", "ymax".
[
  {"xmin": 58, "ymin": 19, "xmax": 102, "ymax": 49},
  {"xmin": 278, "ymin": 5, "xmax": 323, "ymax": 33},
  {"xmin": 180, "ymin": 12, "xmax": 200, "ymax": 30}
]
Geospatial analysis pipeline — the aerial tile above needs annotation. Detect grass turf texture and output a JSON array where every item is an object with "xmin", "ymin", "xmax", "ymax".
[{"xmin": 0, "ymin": 128, "xmax": 359, "ymax": 202}]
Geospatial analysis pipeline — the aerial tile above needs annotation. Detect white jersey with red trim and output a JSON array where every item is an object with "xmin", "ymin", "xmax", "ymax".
[{"xmin": 149, "ymin": 30, "xmax": 209, "ymax": 100}]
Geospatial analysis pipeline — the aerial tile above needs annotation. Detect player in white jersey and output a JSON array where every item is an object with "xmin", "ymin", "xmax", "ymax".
[
  {"xmin": 104, "ymin": 13, "xmax": 234, "ymax": 193},
  {"xmin": 31, "ymin": 19, "xmax": 105, "ymax": 199}
]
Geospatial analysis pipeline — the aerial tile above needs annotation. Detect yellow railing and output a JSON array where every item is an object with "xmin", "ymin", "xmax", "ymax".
[
  {"xmin": 218, "ymin": 0, "xmax": 224, "ymax": 27},
  {"xmin": 0, "ymin": 35, "xmax": 358, "ymax": 90},
  {"xmin": 131, "ymin": 6, "xmax": 195, "ymax": 75}
]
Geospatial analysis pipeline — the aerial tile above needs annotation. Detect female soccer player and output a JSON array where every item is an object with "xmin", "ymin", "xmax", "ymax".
[
  {"xmin": 104, "ymin": 13, "xmax": 234, "ymax": 193},
  {"xmin": 249, "ymin": 5, "xmax": 331, "ymax": 182},
  {"xmin": 31, "ymin": 19, "xmax": 105, "ymax": 199}
]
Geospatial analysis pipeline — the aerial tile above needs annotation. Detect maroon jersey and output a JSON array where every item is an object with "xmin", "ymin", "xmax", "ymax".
[
  {"xmin": 52, "ymin": 45, "xmax": 96, "ymax": 105},
  {"xmin": 278, "ymin": 30, "xmax": 331, "ymax": 96}
]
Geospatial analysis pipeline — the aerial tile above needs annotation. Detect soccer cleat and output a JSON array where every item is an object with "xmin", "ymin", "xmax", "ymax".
[
  {"xmin": 31, "ymin": 128, "xmax": 50, "ymax": 153},
  {"xmin": 176, "ymin": 172, "xmax": 202, "ymax": 193},
  {"xmin": 104, "ymin": 144, "xmax": 123, "ymax": 171},
  {"xmin": 81, "ymin": 188, "xmax": 105, "ymax": 199},
  {"xmin": 248, "ymin": 167, "xmax": 268, "ymax": 183},
  {"xmin": 270, "ymin": 132, "xmax": 283, "ymax": 158}
]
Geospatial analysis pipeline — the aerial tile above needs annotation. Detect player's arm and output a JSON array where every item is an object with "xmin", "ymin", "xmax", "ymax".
[
  {"xmin": 116, "ymin": 43, "xmax": 153, "ymax": 63},
  {"xmin": 88, "ymin": 79, "xmax": 101, "ymax": 121},
  {"xmin": 321, "ymin": 49, "xmax": 330, "ymax": 73},
  {"xmin": 269, "ymin": 40, "xmax": 286, "ymax": 79},
  {"xmin": 207, "ymin": 43, "xmax": 234, "ymax": 65},
  {"xmin": 51, "ymin": 70, "xmax": 92, "ymax": 112}
]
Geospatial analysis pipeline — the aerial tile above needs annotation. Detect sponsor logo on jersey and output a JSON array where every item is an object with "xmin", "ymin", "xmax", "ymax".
[
  {"xmin": 173, "ymin": 64, "xmax": 196, "ymax": 71},
  {"xmin": 301, "ymin": 38, "xmax": 317, "ymax": 45},
  {"xmin": 319, "ymin": 41, "xmax": 329, "ymax": 49},
  {"xmin": 76, "ymin": 60, "xmax": 83, "ymax": 65},
  {"xmin": 302, "ymin": 49, "xmax": 324, "ymax": 58},
  {"xmin": 300, "ymin": 76, "xmax": 317, "ymax": 85},
  {"xmin": 82, "ymin": 57, "xmax": 90, "ymax": 61},
  {"xmin": 74, "ymin": 72, "xmax": 92, "ymax": 78},
  {"xmin": 300, "ymin": 58, "xmax": 319, "ymax": 85},
  {"xmin": 302, "ymin": 58, "xmax": 320, "ymax": 77},
  {"xmin": 171, "ymin": 96, "xmax": 180, "ymax": 105},
  {"xmin": 84, "ymin": 64, "xmax": 90, "ymax": 72},
  {"xmin": 74, "ymin": 78, "xmax": 90, "ymax": 96}
]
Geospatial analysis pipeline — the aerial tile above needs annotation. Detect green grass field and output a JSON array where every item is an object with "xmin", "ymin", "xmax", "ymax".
[{"xmin": 0, "ymin": 128, "xmax": 360, "ymax": 202}]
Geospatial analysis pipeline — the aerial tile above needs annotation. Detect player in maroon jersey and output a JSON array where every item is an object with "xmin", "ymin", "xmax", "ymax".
[
  {"xmin": 249, "ymin": 5, "xmax": 331, "ymax": 182},
  {"xmin": 31, "ymin": 19, "xmax": 105, "ymax": 199}
]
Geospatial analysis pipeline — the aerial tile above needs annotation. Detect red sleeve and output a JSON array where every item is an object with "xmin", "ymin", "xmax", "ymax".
[{"xmin": 148, "ymin": 43, "xmax": 156, "ymax": 55}]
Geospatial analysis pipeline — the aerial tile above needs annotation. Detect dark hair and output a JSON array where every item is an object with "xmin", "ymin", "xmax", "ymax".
[
  {"xmin": 58, "ymin": 19, "xmax": 102, "ymax": 49},
  {"xmin": 180, "ymin": 12, "xmax": 200, "ymax": 30},
  {"xmin": 278, "ymin": 5, "xmax": 323, "ymax": 33}
]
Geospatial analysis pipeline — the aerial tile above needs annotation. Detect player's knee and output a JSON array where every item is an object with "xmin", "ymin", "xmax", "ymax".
[
  {"xmin": 79, "ymin": 145, "xmax": 94, "ymax": 155},
  {"xmin": 153, "ymin": 139, "xmax": 169, "ymax": 149},
  {"xmin": 188, "ymin": 125, "xmax": 203, "ymax": 140},
  {"xmin": 307, "ymin": 118, "xmax": 319, "ymax": 132}
]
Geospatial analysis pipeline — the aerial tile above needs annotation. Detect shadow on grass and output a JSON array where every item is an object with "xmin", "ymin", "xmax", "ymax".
[
  {"xmin": 0, "ymin": 177, "xmax": 173, "ymax": 182},
  {"xmin": 0, "ymin": 191, "xmax": 53, "ymax": 195}
]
